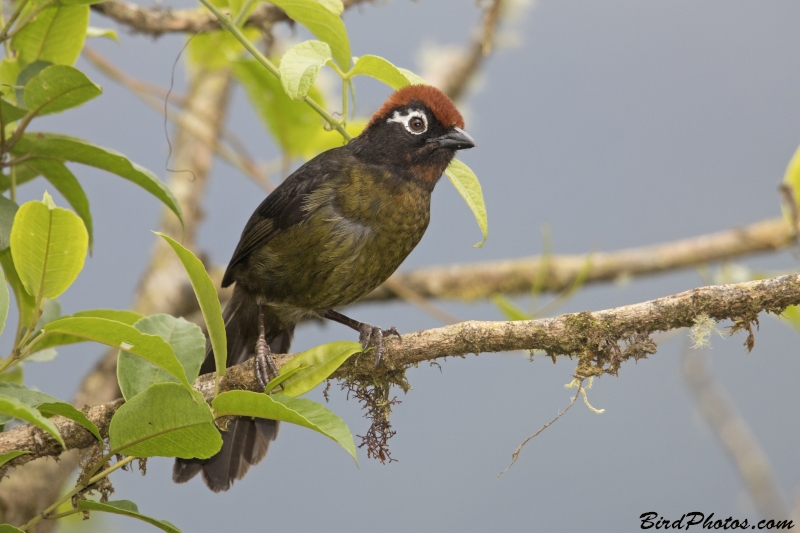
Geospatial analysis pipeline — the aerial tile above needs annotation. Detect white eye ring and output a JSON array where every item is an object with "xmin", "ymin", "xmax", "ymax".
[{"xmin": 387, "ymin": 109, "xmax": 428, "ymax": 135}]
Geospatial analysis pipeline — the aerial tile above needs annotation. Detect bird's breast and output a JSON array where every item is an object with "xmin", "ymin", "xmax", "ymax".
[{"xmin": 250, "ymin": 167, "xmax": 432, "ymax": 310}]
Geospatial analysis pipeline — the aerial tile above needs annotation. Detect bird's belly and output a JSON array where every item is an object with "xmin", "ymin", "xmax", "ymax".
[{"xmin": 245, "ymin": 203, "xmax": 429, "ymax": 311}]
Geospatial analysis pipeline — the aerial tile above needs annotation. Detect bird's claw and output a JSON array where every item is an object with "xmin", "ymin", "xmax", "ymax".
[
  {"xmin": 358, "ymin": 324, "xmax": 401, "ymax": 366},
  {"xmin": 254, "ymin": 305, "xmax": 278, "ymax": 390}
]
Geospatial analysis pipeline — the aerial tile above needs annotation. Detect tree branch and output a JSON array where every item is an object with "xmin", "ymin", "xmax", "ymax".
[
  {"xmin": 2, "ymin": 271, "xmax": 798, "ymax": 472},
  {"xmin": 91, "ymin": 0, "xmax": 369, "ymax": 36},
  {"xmin": 364, "ymin": 217, "xmax": 795, "ymax": 302}
]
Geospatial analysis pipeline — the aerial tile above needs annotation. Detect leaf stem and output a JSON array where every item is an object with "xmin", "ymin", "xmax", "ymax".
[
  {"xmin": 43, "ymin": 509, "xmax": 82, "ymax": 520},
  {"xmin": 5, "ymin": 0, "xmax": 57, "ymax": 41},
  {"xmin": 197, "ymin": 0, "xmax": 352, "ymax": 141},
  {"xmin": 232, "ymin": 0, "xmax": 255, "ymax": 26},
  {"xmin": 9, "ymin": 164, "xmax": 16, "ymax": 203},
  {"xmin": 43, "ymin": 508, "xmax": 82, "ymax": 520},
  {"xmin": 0, "ymin": 0, "xmax": 29, "ymax": 43},
  {"xmin": 21, "ymin": 455, "xmax": 137, "ymax": 531},
  {"xmin": 0, "ymin": 7, "xmax": 8, "ymax": 55},
  {"xmin": 340, "ymin": 79, "xmax": 348, "ymax": 126}
]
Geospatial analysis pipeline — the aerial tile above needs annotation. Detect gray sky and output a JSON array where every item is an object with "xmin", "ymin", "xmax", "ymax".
[{"xmin": 5, "ymin": 0, "xmax": 800, "ymax": 531}]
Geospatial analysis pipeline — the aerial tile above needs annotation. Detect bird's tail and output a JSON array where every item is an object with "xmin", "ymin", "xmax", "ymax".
[{"xmin": 172, "ymin": 286, "xmax": 294, "ymax": 492}]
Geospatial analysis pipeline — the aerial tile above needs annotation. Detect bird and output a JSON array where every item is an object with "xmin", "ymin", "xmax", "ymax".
[{"xmin": 172, "ymin": 84, "xmax": 475, "ymax": 492}]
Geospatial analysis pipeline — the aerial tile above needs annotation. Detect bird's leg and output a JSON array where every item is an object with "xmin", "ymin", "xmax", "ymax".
[
  {"xmin": 323, "ymin": 309, "xmax": 401, "ymax": 365},
  {"xmin": 254, "ymin": 304, "xmax": 278, "ymax": 390}
]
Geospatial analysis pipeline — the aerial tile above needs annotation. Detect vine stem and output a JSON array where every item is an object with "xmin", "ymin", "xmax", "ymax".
[
  {"xmin": 197, "ymin": 0, "xmax": 352, "ymax": 141},
  {"xmin": 20, "ymin": 456, "xmax": 137, "ymax": 531}
]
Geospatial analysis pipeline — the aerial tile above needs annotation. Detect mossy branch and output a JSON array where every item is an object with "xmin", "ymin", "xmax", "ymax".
[{"xmin": 2, "ymin": 271, "xmax": 798, "ymax": 473}]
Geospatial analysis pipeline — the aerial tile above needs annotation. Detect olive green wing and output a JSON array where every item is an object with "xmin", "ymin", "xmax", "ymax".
[{"xmin": 221, "ymin": 148, "xmax": 352, "ymax": 287}]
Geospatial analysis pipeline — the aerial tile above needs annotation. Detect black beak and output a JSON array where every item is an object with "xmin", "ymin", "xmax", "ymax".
[{"xmin": 433, "ymin": 127, "xmax": 476, "ymax": 150}]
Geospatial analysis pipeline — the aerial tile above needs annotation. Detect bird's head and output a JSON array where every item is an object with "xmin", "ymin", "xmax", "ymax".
[{"xmin": 353, "ymin": 85, "xmax": 475, "ymax": 185}]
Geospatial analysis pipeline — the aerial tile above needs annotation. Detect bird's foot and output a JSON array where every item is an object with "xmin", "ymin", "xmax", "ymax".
[
  {"xmin": 255, "ymin": 304, "xmax": 278, "ymax": 390},
  {"xmin": 358, "ymin": 324, "xmax": 401, "ymax": 366}
]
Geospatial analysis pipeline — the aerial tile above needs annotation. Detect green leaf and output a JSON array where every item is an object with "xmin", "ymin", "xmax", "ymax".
[
  {"xmin": 349, "ymin": 55, "xmax": 412, "ymax": 90},
  {"xmin": 157, "ymin": 234, "xmax": 226, "ymax": 385},
  {"xmin": 0, "ymin": 58, "xmax": 21, "ymax": 101},
  {"xmin": 263, "ymin": 364, "xmax": 307, "ymax": 394},
  {"xmin": 0, "ymin": 195, "xmax": 17, "ymax": 251},
  {"xmin": 0, "ymin": 381, "xmax": 58, "ymax": 406},
  {"xmin": 0, "ymin": 524, "xmax": 25, "ymax": 532},
  {"xmin": 0, "ymin": 99, "xmax": 26, "ymax": 123},
  {"xmin": 11, "ymin": 5, "xmax": 89, "ymax": 67},
  {"xmin": 72, "ymin": 309, "xmax": 142, "ymax": 324},
  {"xmin": 0, "ymin": 365, "xmax": 23, "ymax": 385},
  {"xmin": 38, "ymin": 317, "xmax": 191, "ymax": 389},
  {"xmin": 397, "ymin": 68, "xmax": 427, "ymax": 85},
  {"xmin": 0, "ymin": 451, "xmax": 30, "ymax": 469},
  {"xmin": 10, "ymin": 133, "xmax": 183, "ymax": 228},
  {"xmin": 444, "ymin": 159, "xmax": 488, "ymax": 248},
  {"xmin": 212, "ymin": 391, "xmax": 356, "ymax": 461},
  {"xmin": 76, "ymin": 501, "xmax": 181, "ymax": 533},
  {"xmin": 279, "ymin": 40, "xmax": 332, "ymax": 100},
  {"xmin": 316, "ymin": 0, "xmax": 343, "ymax": 14},
  {"xmin": 31, "ymin": 308, "xmax": 143, "ymax": 352},
  {"xmin": 13, "ymin": 60, "xmax": 51, "ymax": 108},
  {"xmin": 492, "ymin": 295, "xmax": 530, "ymax": 321},
  {"xmin": 782, "ymin": 143, "xmax": 800, "ymax": 225},
  {"xmin": 23, "ymin": 64, "xmax": 101, "ymax": 117},
  {"xmin": 25, "ymin": 159, "xmax": 93, "ymax": 250},
  {"xmin": 233, "ymin": 59, "xmax": 328, "ymax": 158},
  {"xmin": 86, "ymin": 27, "xmax": 119, "ymax": 42},
  {"xmin": 0, "ymin": 383, "xmax": 100, "ymax": 440},
  {"xmin": 38, "ymin": 402, "xmax": 101, "ymax": 441},
  {"xmin": 118, "ymin": 314, "xmax": 206, "ymax": 401},
  {"xmin": 267, "ymin": 0, "xmax": 350, "ymax": 69},
  {"xmin": 275, "ymin": 341, "xmax": 361, "ymax": 397},
  {"xmin": 9, "ymin": 192, "xmax": 88, "ymax": 300},
  {"xmin": 0, "ymin": 249, "xmax": 35, "ymax": 327},
  {"xmin": 109, "ymin": 383, "xmax": 221, "ymax": 459},
  {"xmin": 0, "ymin": 393, "xmax": 64, "ymax": 447},
  {"xmin": 0, "ymin": 263, "xmax": 7, "ymax": 336}
]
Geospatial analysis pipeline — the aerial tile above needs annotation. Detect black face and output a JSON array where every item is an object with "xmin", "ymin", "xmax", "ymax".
[{"xmin": 353, "ymin": 99, "xmax": 475, "ymax": 175}]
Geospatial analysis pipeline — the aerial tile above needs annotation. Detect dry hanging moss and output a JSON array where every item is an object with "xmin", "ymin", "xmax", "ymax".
[{"xmin": 341, "ymin": 368, "xmax": 410, "ymax": 463}]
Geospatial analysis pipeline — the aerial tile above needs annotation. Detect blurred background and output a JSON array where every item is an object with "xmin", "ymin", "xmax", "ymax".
[{"xmin": 3, "ymin": 0, "xmax": 800, "ymax": 530}]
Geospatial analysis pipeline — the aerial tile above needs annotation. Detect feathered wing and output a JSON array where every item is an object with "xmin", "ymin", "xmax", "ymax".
[{"xmin": 221, "ymin": 148, "xmax": 356, "ymax": 288}]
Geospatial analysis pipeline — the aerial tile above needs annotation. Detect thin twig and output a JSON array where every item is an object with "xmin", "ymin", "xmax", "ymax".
[{"xmin": 497, "ymin": 379, "xmax": 582, "ymax": 478}]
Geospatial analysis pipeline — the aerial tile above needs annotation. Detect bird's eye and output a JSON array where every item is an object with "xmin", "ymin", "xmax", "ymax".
[{"xmin": 387, "ymin": 109, "xmax": 428, "ymax": 134}]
